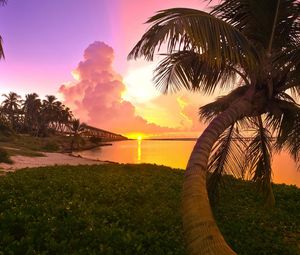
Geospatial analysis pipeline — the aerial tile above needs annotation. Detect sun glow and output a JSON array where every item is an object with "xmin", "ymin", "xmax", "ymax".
[
  {"xmin": 122, "ymin": 64, "xmax": 160, "ymax": 103},
  {"xmin": 126, "ymin": 133, "xmax": 147, "ymax": 140}
]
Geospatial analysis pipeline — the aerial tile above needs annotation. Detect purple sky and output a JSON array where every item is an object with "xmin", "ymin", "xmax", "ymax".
[
  {"xmin": 0, "ymin": 0, "xmax": 210, "ymax": 97},
  {"xmin": 0, "ymin": 0, "xmax": 120, "ymax": 96}
]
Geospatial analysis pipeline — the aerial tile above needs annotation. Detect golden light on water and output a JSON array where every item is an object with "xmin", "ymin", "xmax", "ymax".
[
  {"xmin": 137, "ymin": 135, "xmax": 142, "ymax": 141},
  {"xmin": 137, "ymin": 139, "xmax": 142, "ymax": 161}
]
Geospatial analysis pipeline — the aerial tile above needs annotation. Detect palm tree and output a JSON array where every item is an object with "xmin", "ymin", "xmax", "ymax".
[
  {"xmin": 22, "ymin": 93, "xmax": 41, "ymax": 134},
  {"xmin": 69, "ymin": 119, "xmax": 85, "ymax": 152},
  {"xmin": 129, "ymin": 1, "xmax": 300, "ymax": 254},
  {"xmin": 2, "ymin": 92, "xmax": 22, "ymax": 130},
  {"xmin": 40, "ymin": 95, "xmax": 58, "ymax": 133},
  {"xmin": 59, "ymin": 106, "xmax": 73, "ymax": 132}
]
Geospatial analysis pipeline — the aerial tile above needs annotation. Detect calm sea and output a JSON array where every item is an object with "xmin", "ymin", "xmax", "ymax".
[{"xmin": 77, "ymin": 139, "xmax": 300, "ymax": 187}]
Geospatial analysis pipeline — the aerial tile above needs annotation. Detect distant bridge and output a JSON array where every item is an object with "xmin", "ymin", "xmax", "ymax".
[
  {"xmin": 82, "ymin": 125, "xmax": 127, "ymax": 141},
  {"xmin": 59, "ymin": 124, "xmax": 127, "ymax": 141}
]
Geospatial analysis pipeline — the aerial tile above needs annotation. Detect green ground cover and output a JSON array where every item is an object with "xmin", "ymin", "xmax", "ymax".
[{"xmin": 0, "ymin": 164, "xmax": 299, "ymax": 254}]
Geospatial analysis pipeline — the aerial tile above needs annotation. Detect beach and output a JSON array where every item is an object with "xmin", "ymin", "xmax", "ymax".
[{"xmin": 0, "ymin": 152, "xmax": 105, "ymax": 172}]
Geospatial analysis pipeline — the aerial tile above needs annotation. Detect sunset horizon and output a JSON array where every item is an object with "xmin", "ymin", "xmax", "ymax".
[
  {"xmin": 0, "ymin": 1, "xmax": 299, "ymax": 254},
  {"xmin": 0, "ymin": 0, "xmax": 216, "ymax": 138}
]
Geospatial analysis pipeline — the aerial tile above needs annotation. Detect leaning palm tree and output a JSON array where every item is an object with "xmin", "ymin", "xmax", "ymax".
[{"xmin": 129, "ymin": 0, "xmax": 300, "ymax": 254}]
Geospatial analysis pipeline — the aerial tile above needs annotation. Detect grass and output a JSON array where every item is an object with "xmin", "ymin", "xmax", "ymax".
[{"xmin": 0, "ymin": 164, "xmax": 299, "ymax": 254}]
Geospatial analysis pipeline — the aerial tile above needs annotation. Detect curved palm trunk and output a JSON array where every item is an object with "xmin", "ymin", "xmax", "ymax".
[{"xmin": 182, "ymin": 97, "xmax": 253, "ymax": 255}]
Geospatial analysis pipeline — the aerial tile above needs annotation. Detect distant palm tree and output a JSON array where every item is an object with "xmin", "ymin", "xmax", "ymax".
[
  {"xmin": 69, "ymin": 119, "xmax": 85, "ymax": 152},
  {"xmin": 59, "ymin": 106, "xmax": 73, "ymax": 132},
  {"xmin": 41, "ymin": 95, "xmax": 58, "ymax": 133},
  {"xmin": 129, "ymin": 0, "xmax": 300, "ymax": 254},
  {"xmin": 23, "ymin": 93, "xmax": 41, "ymax": 134},
  {"xmin": 43, "ymin": 95, "xmax": 57, "ymax": 114},
  {"xmin": 2, "ymin": 92, "xmax": 21, "ymax": 130}
]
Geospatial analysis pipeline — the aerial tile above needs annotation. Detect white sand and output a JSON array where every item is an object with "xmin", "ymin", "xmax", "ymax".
[{"xmin": 0, "ymin": 153, "xmax": 105, "ymax": 172}]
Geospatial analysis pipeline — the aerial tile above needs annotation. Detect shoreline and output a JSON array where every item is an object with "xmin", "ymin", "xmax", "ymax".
[{"xmin": 0, "ymin": 152, "xmax": 107, "ymax": 172}]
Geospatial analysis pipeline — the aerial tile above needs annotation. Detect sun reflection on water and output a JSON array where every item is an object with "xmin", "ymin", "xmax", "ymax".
[{"xmin": 137, "ymin": 139, "xmax": 141, "ymax": 161}]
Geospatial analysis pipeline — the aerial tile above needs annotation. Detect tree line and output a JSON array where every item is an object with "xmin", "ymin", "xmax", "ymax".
[{"xmin": 0, "ymin": 91, "xmax": 84, "ymax": 137}]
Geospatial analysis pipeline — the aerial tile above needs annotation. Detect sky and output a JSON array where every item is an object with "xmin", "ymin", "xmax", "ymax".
[{"xmin": 0, "ymin": 0, "xmax": 219, "ymax": 138}]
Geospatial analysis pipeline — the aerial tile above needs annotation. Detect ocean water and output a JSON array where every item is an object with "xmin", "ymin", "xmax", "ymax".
[{"xmin": 77, "ymin": 139, "xmax": 300, "ymax": 187}]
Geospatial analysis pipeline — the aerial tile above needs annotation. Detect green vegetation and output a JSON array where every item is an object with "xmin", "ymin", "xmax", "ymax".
[
  {"xmin": 0, "ymin": 148, "xmax": 12, "ymax": 163},
  {"xmin": 0, "ymin": 164, "xmax": 299, "ymax": 255}
]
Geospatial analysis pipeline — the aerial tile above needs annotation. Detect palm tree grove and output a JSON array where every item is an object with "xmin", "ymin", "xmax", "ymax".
[
  {"xmin": 0, "ymin": 92, "xmax": 75, "ymax": 137},
  {"xmin": 0, "ymin": 0, "xmax": 299, "ymax": 255},
  {"xmin": 129, "ymin": 0, "xmax": 300, "ymax": 254}
]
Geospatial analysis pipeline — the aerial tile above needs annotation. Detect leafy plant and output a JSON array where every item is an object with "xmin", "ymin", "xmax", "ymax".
[{"xmin": 0, "ymin": 164, "xmax": 299, "ymax": 254}]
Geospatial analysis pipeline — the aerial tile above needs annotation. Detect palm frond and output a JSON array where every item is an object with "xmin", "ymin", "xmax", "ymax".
[
  {"xmin": 207, "ymin": 124, "xmax": 247, "ymax": 204},
  {"xmin": 246, "ymin": 116, "xmax": 275, "ymax": 207},
  {"xmin": 128, "ymin": 8, "xmax": 259, "ymax": 71},
  {"xmin": 273, "ymin": 102, "xmax": 300, "ymax": 168},
  {"xmin": 0, "ymin": 1, "xmax": 6, "ymax": 59},
  {"xmin": 154, "ymin": 51, "xmax": 239, "ymax": 94},
  {"xmin": 212, "ymin": 0, "xmax": 300, "ymax": 52},
  {"xmin": 199, "ymin": 85, "xmax": 249, "ymax": 122},
  {"xmin": 275, "ymin": 46, "xmax": 300, "ymax": 98},
  {"xmin": 0, "ymin": 36, "xmax": 4, "ymax": 60}
]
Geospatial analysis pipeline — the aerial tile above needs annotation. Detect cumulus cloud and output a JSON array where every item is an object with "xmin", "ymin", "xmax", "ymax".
[{"xmin": 59, "ymin": 41, "xmax": 174, "ymax": 135}]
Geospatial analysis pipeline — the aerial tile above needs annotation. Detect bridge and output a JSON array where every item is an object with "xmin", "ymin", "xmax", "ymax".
[
  {"xmin": 81, "ymin": 124, "xmax": 127, "ymax": 141},
  {"xmin": 59, "ymin": 123, "xmax": 127, "ymax": 141}
]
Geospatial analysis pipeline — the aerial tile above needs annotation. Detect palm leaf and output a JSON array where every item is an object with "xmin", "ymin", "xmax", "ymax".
[
  {"xmin": 207, "ymin": 124, "xmax": 247, "ymax": 204},
  {"xmin": 154, "ymin": 51, "xmax": 239, "ymax": 94},
  {"xmin": 272, "ymin": 101, "xmax": 300, "ymax": 168},
  {"xmin": 246, "ymin": 116, "xmax": 275, "ymax": 207},
  {"xmin": 275, "ymin": 47, "xmax": 300, "ymax": 97},
  {"xmin": 0, "ymin": 36, "xmax": 4, "ymax": 60},
  {"xmin": 0, "ymin": 0, "xmax": 6, "ymax": 59},
  {"xmin": 128, "ymin": 8, "xmax": 260, "ymax": 72},
  {"xmin": 211, "ymin": 0, "xmax": 300, "ymax": 52}
]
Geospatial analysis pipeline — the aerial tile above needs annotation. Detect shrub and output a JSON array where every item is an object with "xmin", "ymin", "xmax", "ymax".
[
  {"xmin": 0, "ymin": 121, "xmax": 13, "ymax": 137},
  {"xmin": 0, "ymin": 148, "xmax": 12, "ymax": 164},
  {"xmin": 42, "ymin": 141, "xmax": 59, "ymax": 152}
]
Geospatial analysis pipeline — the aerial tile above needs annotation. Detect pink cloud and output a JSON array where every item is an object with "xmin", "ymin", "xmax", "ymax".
[{"xmin": 59, "ymin": 41, "xmax": 174, "ymax": 135}]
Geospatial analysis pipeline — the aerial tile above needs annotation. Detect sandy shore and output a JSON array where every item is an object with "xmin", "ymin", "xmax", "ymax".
[{"xmin": 0, "ymin": 152, "xmax": 105, "ymax": 172}]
